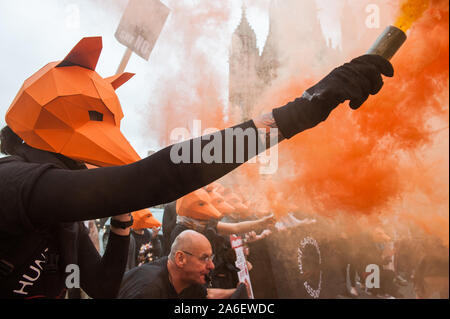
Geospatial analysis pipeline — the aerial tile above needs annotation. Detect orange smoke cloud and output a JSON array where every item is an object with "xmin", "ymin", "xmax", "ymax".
[
  {"xmin": 146, "ymin": 0, "xmax": 231, "ymax": 146},
  {"xmin": 242, "ymin": 0, "xmax": 448, "ymax": 244},
  {"xmin": 144, "ymin": 0, "xmax": 448, "ymax": 244}
]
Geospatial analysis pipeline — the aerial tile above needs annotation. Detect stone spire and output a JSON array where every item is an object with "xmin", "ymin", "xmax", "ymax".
[
  {"xmin": 232, "ymin": 3, "xmax": 258, "ymax": 54},
  {"xmin": 229, "ymin": 3, "xmax": 260, "ymax": 121},
  {"xmin": 259, "ymin": 0, "xmax": 280, "ymax": 87}
]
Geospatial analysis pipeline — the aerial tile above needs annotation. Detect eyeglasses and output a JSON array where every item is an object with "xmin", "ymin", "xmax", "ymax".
[{"xmin": 181, "ymin": 251, "xmax": 215, "ymax": 263}]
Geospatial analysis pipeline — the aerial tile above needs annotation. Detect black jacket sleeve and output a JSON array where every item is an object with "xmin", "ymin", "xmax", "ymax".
[
  {"xmin": 27, "ymin": 120, "xmax": 264, "ymax": 225},
  {"xmin": 272, "ymin": 96, "xmax": 332, "ymax": 139},
  {"xmin": 77, "ymin": 224, "xmax": 130, "ymax": 298}
]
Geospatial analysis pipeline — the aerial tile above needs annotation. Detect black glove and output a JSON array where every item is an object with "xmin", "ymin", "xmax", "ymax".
[{"xmin": 272, "ymin": 55, "xmax": 394, "ymax": 139}]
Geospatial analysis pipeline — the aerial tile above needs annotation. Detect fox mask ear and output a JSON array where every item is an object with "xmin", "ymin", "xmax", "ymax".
[
  {"xmin": 105, "ymin": 73, "xmax": 135, "ymax": 90},
  {"xmin": 57, "ymin": 37, "xmax": 102, "ymax": 70}
]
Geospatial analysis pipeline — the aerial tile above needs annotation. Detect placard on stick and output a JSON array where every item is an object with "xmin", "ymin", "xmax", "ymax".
[{"xmin": 115, "ymin": 0, "xmax": 170, "ymax": 72}]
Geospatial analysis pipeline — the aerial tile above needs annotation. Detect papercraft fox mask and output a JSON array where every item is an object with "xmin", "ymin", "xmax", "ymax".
[
  {"xmin": 204, "ymin": 182, "xmax": 224, "ymax": 194},
  {"xmin": 209, "ymin": 190, "xmax": 235, "ymax": 215},
  {"xmin": 204, "ymin": 182, "xmax": 234, "ymax": 214},
  {"xmin": 224, "ymin": 192, "xmax": 249, "ymax": 216},
  {"xmin": 132, "ymin": 209, "xmax": 161, "ymax": 230},
  {"xmin": 176, "ymin": 188, "xmax": 222, "ymax": 220},
  {"xmin": 6, "ymin": 37, "xmax": 140, "ymax": 167}
]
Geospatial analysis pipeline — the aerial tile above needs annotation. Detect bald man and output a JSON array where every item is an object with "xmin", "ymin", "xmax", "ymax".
[{"xmin": 118, "ymin": 230, "xmax": 243, "ymax": 299}]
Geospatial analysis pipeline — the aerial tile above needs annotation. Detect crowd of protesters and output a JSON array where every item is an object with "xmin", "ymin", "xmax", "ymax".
[
  {"xmin": 0, "ymin": 36, "xmax": 447, "ymax": 299},
  {"xmin": 82, "ymin": 183, "xmax": 448, "ymax": 300}
]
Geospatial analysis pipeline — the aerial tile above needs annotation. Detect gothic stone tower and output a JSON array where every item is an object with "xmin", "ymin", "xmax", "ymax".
[
  {"xmin": 229, "ymin": 6, "xmax": 261, "ymax": 121},
  {"xmin": 229, "ymin": 0, "xmax": 331, "ymax": 122}
]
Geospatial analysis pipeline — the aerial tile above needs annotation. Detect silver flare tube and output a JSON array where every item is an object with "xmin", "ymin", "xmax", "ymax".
[{"xmin": 367, "ymin": 25, "xmax": 407, "ymax": 60}]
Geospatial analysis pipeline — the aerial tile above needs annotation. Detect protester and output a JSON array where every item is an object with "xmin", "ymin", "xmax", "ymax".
[
  {"xmin": 170, "ymin": 188, "xmax": 276, "ymax": 246},
  {"xmin": 66, "ymin": 219, "xmax": 102, "ymax": 299},
  {"xmin": 136, "ymin": 227, "xmax": 163, "ymax": 266},
  {"xmin": 118, "ymin": 230, "xmax": 247, "ymax": 299},
  {"xmin": 0, "ymin": 35, "xmax": 393, "ymax": 298},
  {"xmin": 150, "ymin": 227, "xmax": 163, "ymax": 260},
  {"xmin": 414, "ymin": 237, "xmax": 449, "ymax": 299},
  {"xmin": 167, "ymin": 188, "xmax": 276, "ymax": 289},
  {"xmin": 125, "ymin": 209, "xmax": 162, "ymax": 270},
  {"xmin": 126, "ymin": 228, "xmax": 159, "ymax": 271},
  {"xmin": 162, "ymin": 201, "xmax": 177, "ymax": 256}
]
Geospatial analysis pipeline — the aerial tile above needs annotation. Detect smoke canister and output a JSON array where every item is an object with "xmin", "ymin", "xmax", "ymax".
[{"xmin": 367, "ymin": 25, "xmax": 407, "ymax": 60}]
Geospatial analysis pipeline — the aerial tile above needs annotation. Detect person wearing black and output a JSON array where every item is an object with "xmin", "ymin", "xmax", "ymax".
[
  {"xmin": 169, "ymin": 212, "xmax": 275, "ymax": 289},
  {"xmin": 149, "ymin": 228, "xmax": 163, "ymax": 260},
  {"xmin": 126, "ymin": 228, "xmax": 153, "ymax": 271},
  {"xmin": 162, "ymin": 201, "xmax": 177, "ymax": 256},
  {"xmin": 118, "ymin": 230, "xmax": 241, "ymax": 299},
  {"xmin": 414, "ymin": 250, "xmax": 449, "ymax": 299},
  {"xmin": 135, "ymin": 227, "xmax": 163, "ymax": 267},
  {"xmin": 0, "ymin": 34, "xmax": 394, "ymax": 298},
  {"xmin": 134, "ymin": 229, "xmax": 153, "ymax": 253}
]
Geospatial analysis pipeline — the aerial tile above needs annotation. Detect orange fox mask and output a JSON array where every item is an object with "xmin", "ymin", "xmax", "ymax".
[
  {"xmin": 224, "ymin": 192, "xmax": 249, "ymax": 214},
  {"xmin": 6, "ymin": 37, "xmax": 140, "ymax": 167},
  {"xmin": 132, "ymin": 209, "xmax": 162, "ymax": 230},
  {"xmin": 209, "ymin": 190, "xmax": 235, "ymax": 216},
  {"xmin": 204, "ymin": 182, "xmax": 234, "ymax": 215},
  {"xmin": 204, "ymin": 181, "xmax": 224, "ymax": 194},
  {"xmin": 176, "ymin": 188, "xmax": 222, "ymax": 220}
]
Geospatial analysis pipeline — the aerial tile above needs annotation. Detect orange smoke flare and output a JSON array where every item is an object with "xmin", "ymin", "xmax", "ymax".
[{"xmin": 395, "ymin": 0, "xmax": 430, "ymax": 32}]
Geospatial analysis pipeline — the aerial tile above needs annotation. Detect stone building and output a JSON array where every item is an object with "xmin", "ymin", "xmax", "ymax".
[{"xmin": 228, "ymin": 0, "xmax": 339, "ymax": 121}]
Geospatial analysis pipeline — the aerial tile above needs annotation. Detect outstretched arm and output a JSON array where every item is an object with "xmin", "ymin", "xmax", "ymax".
[
  {"xmin": 27, "ymin": 120, "xmax": 264, "ymax": 225},
  {"xmin": 25, "ymin": 55, "xmax": 393, "ymax": 226},
  {"xmin": 217, "ymin": 215, "xmax": 276, "ymax": 235},
  {"xmin": 207, "ymin": 288, "xmax": 236, "ymax": 299}
]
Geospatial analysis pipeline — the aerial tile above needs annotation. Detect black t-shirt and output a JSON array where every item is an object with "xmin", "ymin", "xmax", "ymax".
[
  {"xmin": 133, "ymin": 229, "xmax": 152, "ymax": 251},
  {"xmin": 118, "ymin": 256, "xmax": 207, "ymax": 299},
  {"xmin": 127, "ymin": 229, "xmax": 160, "ymax": 270}
]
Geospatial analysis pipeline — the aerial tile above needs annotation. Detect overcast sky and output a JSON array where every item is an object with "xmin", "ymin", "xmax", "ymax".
[{"xmin": 0, "ymin": 0, "xmax": 342, "ymax": 158}]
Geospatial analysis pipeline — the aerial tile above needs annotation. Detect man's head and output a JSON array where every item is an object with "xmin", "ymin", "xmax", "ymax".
[{"xmin": 168, "ymin": 230, "xmax": 214, "ymax": 286}]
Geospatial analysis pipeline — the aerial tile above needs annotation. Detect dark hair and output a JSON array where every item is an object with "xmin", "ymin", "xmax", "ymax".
[{"xmin": 0, "ymin": 126, "xmax": 23, "ymax": 155}]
